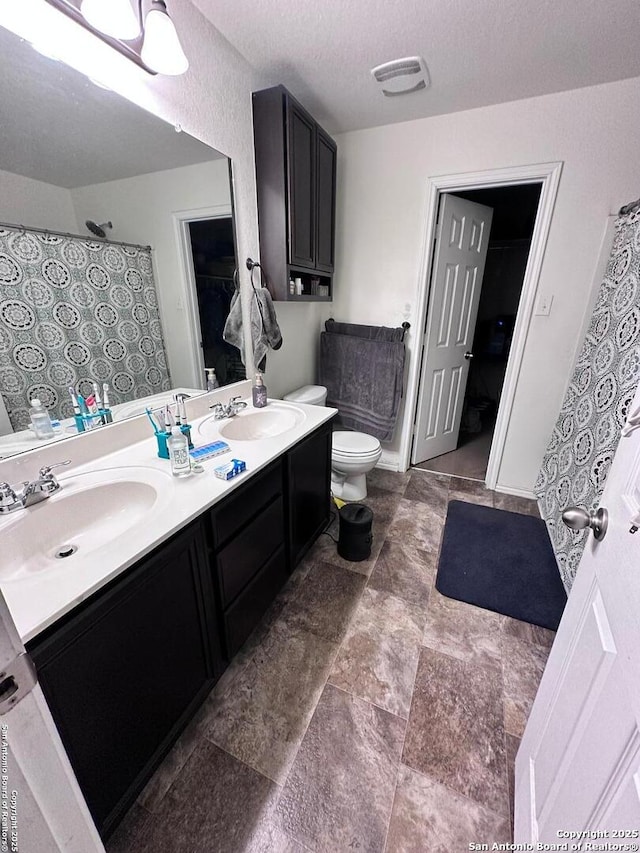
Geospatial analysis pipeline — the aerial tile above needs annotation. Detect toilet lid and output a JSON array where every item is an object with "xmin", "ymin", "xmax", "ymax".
[{"xmin": 332, "ymin": 431, "xmax": 381, "ymax": 455}]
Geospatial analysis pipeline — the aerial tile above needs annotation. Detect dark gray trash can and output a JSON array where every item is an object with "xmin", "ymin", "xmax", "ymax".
[{"xmin": 337, "ymin": 503, "xmax": 373, "ymax": 562}]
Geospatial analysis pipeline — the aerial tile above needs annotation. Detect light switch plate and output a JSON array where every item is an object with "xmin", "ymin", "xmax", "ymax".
[{"xmin": 535, "ymin": 294, "xmax": 554, "ymax": 316}]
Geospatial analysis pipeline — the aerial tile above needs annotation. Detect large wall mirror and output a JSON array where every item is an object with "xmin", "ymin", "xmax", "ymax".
[{"xmin": 0, "ymin": 25, "xmax": 243, "ymax": 458}]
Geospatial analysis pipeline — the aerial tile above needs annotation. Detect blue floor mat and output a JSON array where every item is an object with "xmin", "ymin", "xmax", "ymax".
[{"xmin": 436, "ymin": 500, "xmax": 567, "ymax": 631}]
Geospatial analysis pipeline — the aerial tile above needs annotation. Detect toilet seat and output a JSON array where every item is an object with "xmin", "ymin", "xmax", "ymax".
[{"xmin": 332, "ymin": 431, "xmax": 381, "ymax": 456}]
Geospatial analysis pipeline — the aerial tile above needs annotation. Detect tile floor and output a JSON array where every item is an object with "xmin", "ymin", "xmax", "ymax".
[
  {"xmin": 107, "ymin": 469, "xmax": 555, "ymax": 853},
  {"xmin": 413, "ymin": 425, "xmax": 495, "ymax": 480}
]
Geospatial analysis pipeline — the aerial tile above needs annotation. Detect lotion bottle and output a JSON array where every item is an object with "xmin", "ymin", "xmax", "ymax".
[{"xmin": 252, "ymin": 373, "xmax": 268, "ymax": 408}]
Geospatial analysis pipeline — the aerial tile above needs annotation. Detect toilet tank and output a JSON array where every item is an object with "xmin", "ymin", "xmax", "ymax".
[{"xmin": 283, "ymin": 385, "xmax": 327, "ymax": 406}]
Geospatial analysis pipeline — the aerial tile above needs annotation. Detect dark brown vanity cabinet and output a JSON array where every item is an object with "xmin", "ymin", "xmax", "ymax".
[
  {"xmin": 253, "ymin": 84, "xmax": 337, "ymax": 301},
  {"xmin": 25, "ymin": 420, "xmax": 333, "ymax": 839},
  {"xmin": 286, "ymin": 420, "xmax": 333, "ymax": 567},
  {"xmin": 27, "ymin": 520, "xmax": 220, "ymax": 837}
]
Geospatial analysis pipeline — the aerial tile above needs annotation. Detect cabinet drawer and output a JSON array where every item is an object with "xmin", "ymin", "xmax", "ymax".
[
  {"xmin": 217, "ymin": 496, "xmax": 283, "ymax": 608},
  {"xmin": 223, "ymin": 545, "xmax": 288, "ymax": 657},
  {"xmin": 210, "ymin": 460, "xmax": 282, "ymax": 549}
]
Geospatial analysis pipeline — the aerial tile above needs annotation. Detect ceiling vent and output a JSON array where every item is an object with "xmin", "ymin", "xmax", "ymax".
[{"xmin": 371, "ymin": 56, "xmax": 430, "ymax": 97}]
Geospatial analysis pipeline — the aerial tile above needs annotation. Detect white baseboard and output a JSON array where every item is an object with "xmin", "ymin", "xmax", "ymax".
[
  {"xmin": 376, "ymin": 449, "xmax": 400, "ymax": 472},
  {"xmin": 493, "ymin": 483, "xmax": 536, "ymax": 499}
]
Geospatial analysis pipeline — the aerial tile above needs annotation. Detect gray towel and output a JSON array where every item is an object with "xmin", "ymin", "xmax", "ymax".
[
  {"xmin": 325, "ymin": 319, "xmax": 404, "ymax": 342},
  {"xmin": 319, "ymin": 331, "xmax": 405, "ymax": 441},
  {"xmin": 223, "ymin": 287, "xmax": 283, "ymax": 371}
]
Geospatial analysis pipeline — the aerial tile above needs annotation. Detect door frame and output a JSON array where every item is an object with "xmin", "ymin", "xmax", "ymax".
[
  {"xmin": 172, "ymin": 204, "xmax": 233, "ymax": 388},
  {"xmin": 402, "ymin": 162, "xmax": 563, "ymax": 490}
]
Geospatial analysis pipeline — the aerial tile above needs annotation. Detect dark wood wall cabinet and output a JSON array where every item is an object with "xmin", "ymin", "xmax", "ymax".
[
  {"xmin": 252, "ymin": 85, "xmax": 337, "ymax": 302},
  {"xmin": 26, "ymin": 419, "xmax": 333, "ymax": 839}
]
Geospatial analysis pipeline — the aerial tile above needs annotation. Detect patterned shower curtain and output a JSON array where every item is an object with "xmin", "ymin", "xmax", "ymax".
[
  {"xmin": 536, "ymin": 207, "xmax": 640, "ymax": 590},
  {"xmin": 0, "ymin": 227, "xmax": 171, "ymax": 430}
]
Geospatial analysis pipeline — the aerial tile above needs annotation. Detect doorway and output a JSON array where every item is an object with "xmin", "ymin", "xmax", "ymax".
[
  {"xmin": 186, "ymin": 217, "xmax": 246, "ymax": 387},
  {"xmin": 413, "ymin": 184, "xmax": 542, "ymax": 480},
  {"xmin": 400, "ymin": 161, "xmax": 562, "ymax": 490}
]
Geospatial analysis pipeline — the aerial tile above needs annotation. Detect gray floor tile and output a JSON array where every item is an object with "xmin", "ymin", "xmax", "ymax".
[
  {"xmin": 502, "ymin": 615, "xmax": 555, "ymax": 649},
  {"xmin": 130, "ymin": 741, "xmax": 280, "ymax": 853},
  {"xmin": 422, "ymin": 588, "xmax": 504, "ymax": 667},
  {"xmin": 386, "ymin": 498, "xmax": 445, "ymax": 556},
  {"xmin": 448, "ymin": 477, "xmax": 494, "ymax": 507},
  {"xmin": 276, "ymin": 683, "xmax": 405, "ymax": 852},
  {"xmin": 368, "ymin": 467, "xmax": 411, "ymax": 495},
  {"xmin": 329, "ymin": 587, "xmax": 426, "ymax": 718},
  {"xmin": 368, "ymin": 540, "xmax": 433, "ymax": 608},
  {"xmin": 385, "ymin": 764, "xmax": 511, "ymax": 853},
  {"xmin": 204, "ymin": 623, "xmax": 338, "ymax": 784},
  {"xmin": 493, "ymin": 491, "xmax": 541, "ymax": 517},
  {"xmin": 501, "ymin": 635, "xmax": 550, "ymax": 738},
  {"xmin": 105, "ymin": 804, "xmax": 153, "ymax": 853},
  {"xmin": 404, "ymin": 469, "xmax": 450, "ymax": 514},
  {"xmin": 279, "ymin": 559, "xmax": 365, "ymax": 643},
  {"xmin": 403, "ymin": 647, "xmax": 509, "ymax": 816}
]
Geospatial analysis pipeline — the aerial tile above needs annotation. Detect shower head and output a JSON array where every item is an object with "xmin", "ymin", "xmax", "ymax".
[{"xmin": 85, "ymin": 220, "xmax": 113, "ymax": 238}]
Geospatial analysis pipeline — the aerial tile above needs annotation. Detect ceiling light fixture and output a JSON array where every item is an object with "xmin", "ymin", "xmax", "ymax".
[
  {"xmin": 80, "ymin": 0, "xmax": 141, "ymax": 41},
  {"xmin": 45, "ymin": 0, "xmax": 189, "ymax": 76}
]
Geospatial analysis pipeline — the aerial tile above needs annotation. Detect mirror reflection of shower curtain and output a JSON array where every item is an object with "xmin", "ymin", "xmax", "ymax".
[
  {"xmin": 0, "ymin": 226, "xmax": 170, "ymax": 430},
  {"xmin": 536, "ymin": 207, "xmax": 640, "ymax": 591}
]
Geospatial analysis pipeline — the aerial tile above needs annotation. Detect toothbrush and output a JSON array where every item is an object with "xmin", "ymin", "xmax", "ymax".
[
  {"xmin": 156, "ymin": 409, "xmax": 166, "ymax": 432},
  {"xmin": 145, "ymin": 407, "xmax": 160, "ymax": 434},
  {"xmin": 164, "ymin": 404, "xmax": 173, "ymax": 431},
  {"xmin": 93, "ymin": 381, "xmax": 102, "ymax": 409},
  {"xmin": 102, "ymin": 383, "xmax": 113, "ymax": 423},
  {"xmin": 68, "ymin": 386, "xmax": 81, "ymax": 417}
]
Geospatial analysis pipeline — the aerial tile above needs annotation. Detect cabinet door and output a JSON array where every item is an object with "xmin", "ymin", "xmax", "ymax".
[
  {"xmin": 287, "ymin": 102, "xmax": 316, "ymax": 269},
  {"xmin": 315, "ymin": 129, "xmax": 337, "ymax": 273},
  {"xmin": 286, "ymin": 421, "xmax": 333, "ymax": 568},
  {"xmin": 28, "ymin": 522, "xmax": 219, "ymax": 837}
]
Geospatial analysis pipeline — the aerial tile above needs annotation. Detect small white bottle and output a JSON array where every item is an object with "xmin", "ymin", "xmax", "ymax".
[
  {"xmin": 168, "ymin": 425, "xmax": 191, "ymax": 477},
  {"xmin": 252, "ymin": 373, "xmax": 268, "ymax": 408},
  {"xmin": 29, "ymin": 398, "xmax": 55, "ymax": 439},
  {"xmin": 206, "ymin": 367, "xmax": 220, "ymax": 391}
]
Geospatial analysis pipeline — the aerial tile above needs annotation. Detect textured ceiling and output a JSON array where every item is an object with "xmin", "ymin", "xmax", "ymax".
[
  {"xmin": 193, "ymin": 0, "xmax": 640, "ymax": 133},
  {"xmin": 0, "ymin": 27, "xmax": 222, "ymax": 189}
]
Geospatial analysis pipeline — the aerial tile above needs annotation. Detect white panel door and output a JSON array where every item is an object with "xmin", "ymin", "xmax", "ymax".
[
  {"xmin": 515, "ymin": 377, "xmax": 640, "ymax": 842},
  {"xmin": 412, "ymin": 194, "xmax": 493, "ymax": 464}
]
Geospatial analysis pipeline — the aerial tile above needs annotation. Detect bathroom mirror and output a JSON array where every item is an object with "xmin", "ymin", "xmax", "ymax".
[{"xmin": 0, "ymin": 25, "xmax": 242, "ymax": 458}]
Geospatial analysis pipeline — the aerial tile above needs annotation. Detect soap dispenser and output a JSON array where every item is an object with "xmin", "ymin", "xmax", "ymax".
[
  {"xmin": 206, "ymin": 367, "xmax": 219, "ymax": 391},
  {"xmin": 252, "ymin": 373, "xmax": 267, "ymax": 408}
]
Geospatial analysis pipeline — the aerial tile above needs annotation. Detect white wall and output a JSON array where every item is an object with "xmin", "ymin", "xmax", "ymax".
[
  {"xmin": 71, "ymin": 159, "xmax": 232, "ymax": 388},
  {"xmin": 0, "ymin": 168, "xmax": 77, "ymax": 232},
  {"xmin": 81, "ymin": 3, "xmax": 319, "ymax": 400},
  {"xmin": 332, "ymin": 75, "xmax": 640, "ymax": 493}
]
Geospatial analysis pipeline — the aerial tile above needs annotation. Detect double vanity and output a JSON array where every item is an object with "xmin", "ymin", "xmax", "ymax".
[{"xmin": 0, "ymin": 382, "xmax": 335, "ymax": 837}]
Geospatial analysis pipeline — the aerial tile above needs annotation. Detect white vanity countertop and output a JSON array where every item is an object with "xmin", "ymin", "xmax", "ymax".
[{"xmin": 1, "ymin": 398, "xmax": 336, "ymax": 643}]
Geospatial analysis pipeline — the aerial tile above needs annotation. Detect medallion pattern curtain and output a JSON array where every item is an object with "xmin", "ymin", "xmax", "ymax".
[
  {"xmin": 536, "ymin": 208, "xmax": 640, "ymax": 590},
  {"xmin": 0, "ymin": 228, "xmax": 170, "ymax": 430}
]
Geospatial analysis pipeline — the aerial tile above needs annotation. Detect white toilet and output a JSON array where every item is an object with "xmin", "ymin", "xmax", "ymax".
[{"xmin": 283, "ymin": 385, "xmax": 382, "ymax": 501}]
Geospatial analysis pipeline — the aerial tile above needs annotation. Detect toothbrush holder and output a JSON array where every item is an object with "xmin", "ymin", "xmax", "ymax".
[
  {"xmin": 156, "ymin": 432, "xmax": 170, "ymax": 460},
  {"xmin": 180, "ymin": 423, "xmax": 194, "ymax": 449}
]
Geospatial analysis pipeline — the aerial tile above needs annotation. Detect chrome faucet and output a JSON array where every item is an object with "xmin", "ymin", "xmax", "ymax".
[
  {"xmin": 0, "ymin": 461, "xmax": 70, "ymax": 514},
  {"xmin": 210, "ymin": 396, "xmax": 247, "ymax": 420}
]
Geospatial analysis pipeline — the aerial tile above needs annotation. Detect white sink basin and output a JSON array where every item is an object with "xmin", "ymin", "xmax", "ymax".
[
  {"xmin": 197, "ymin": 402, "xmax": 306, "ymax": 442},
  {"xmin": 0, "ymin": 466, "xmax": 172, "ymax": 582}
]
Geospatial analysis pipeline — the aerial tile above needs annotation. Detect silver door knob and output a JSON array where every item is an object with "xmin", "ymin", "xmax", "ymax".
[
  {"xmin": 464, "ymin": 351, "xmax": 474, "ymax": 360},
  {"xmin": 562, "ymin": 506, "xmax": 608, "ymax": 541}
]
